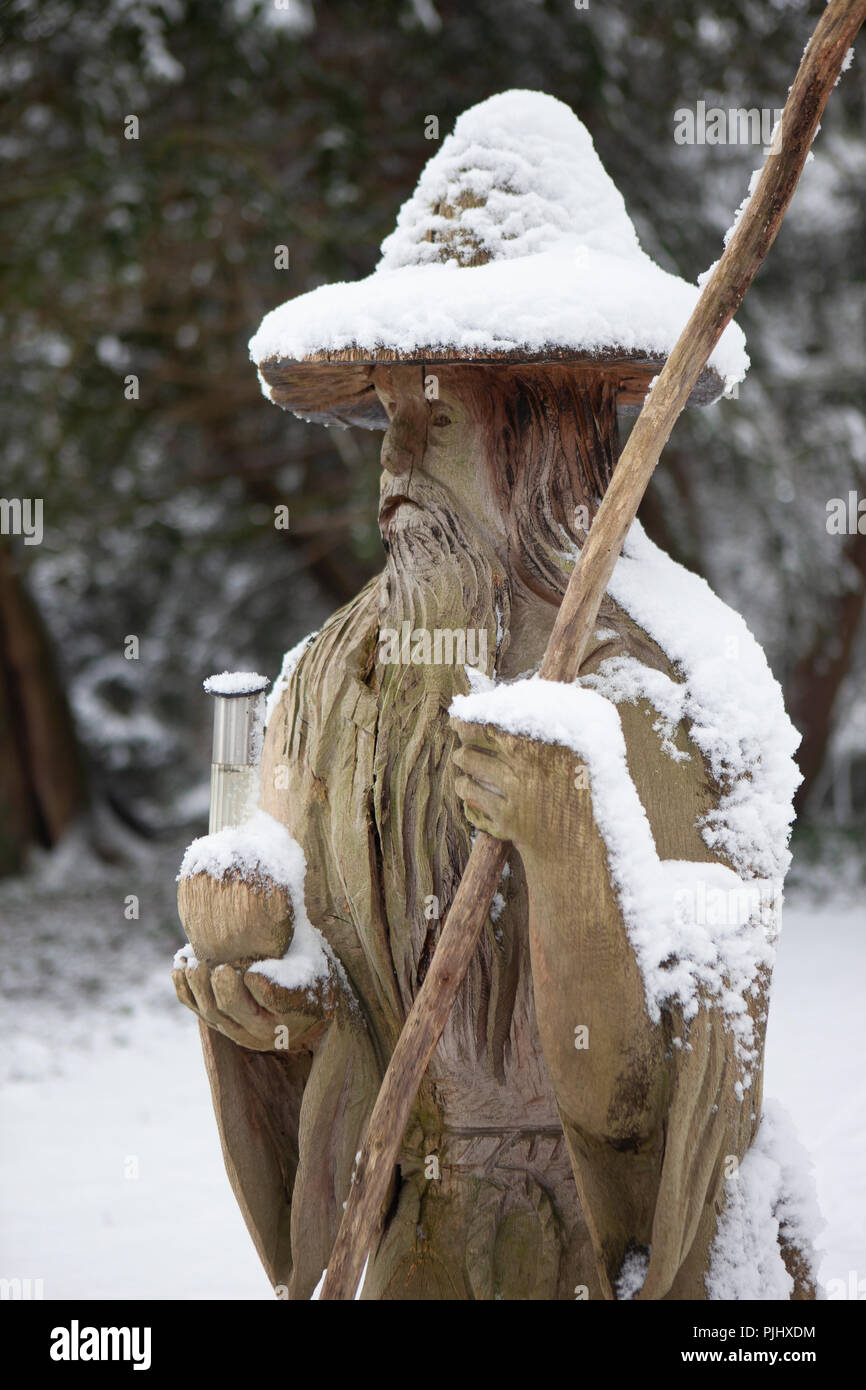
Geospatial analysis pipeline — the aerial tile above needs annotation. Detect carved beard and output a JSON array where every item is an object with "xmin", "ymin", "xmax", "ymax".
[{"xmin": 372, "ymin": 475, "xmax": 511, "ymax": 1050}]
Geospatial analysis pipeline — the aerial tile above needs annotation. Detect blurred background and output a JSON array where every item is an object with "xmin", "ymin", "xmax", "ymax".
[{"xmin": 0, "ymin": 0, "xmax": 863, "ymax": 1300}]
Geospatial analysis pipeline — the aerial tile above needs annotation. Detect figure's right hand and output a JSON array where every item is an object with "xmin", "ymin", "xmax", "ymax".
[{"xmin": 172, "ymin": 954, "xmax": 335, "ymax": 1053}]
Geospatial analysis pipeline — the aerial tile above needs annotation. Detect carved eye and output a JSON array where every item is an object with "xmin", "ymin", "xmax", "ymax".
[{"xmin": 431, "ymin": 411, "xmax": 452, "ymax": 428}]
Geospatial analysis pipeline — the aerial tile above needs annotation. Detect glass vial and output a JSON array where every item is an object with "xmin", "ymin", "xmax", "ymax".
[{"xmin": 203, "ymin": 672, "xmax": 269, "ymax": 834}]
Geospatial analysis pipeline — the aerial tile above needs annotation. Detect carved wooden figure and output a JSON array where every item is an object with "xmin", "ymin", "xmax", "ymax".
[{"xmin": 173, "ymin": 92, "xmax": 818, "ymax": 1301}]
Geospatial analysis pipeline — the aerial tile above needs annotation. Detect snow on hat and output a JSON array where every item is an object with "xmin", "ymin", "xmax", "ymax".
[{"xmin": 249, "ymin": 90, "xmax": 748, "ymax": 428}]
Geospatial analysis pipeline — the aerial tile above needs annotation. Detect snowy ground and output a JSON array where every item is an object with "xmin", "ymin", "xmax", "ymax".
[
  {"xmin": 0, "ymin": 1008, "xmax": 272, "ymax": 1299},
  {"xmin": 0, "ymin": 833, "xmax": 863, "ymax": 1301},
  {"xmin": 764, "ymin": 898, "xmax": 866, "ymax": 1299},
  {"xmin": 0, "ymin": 828, "xmax": 273, "ymax": 1300}
]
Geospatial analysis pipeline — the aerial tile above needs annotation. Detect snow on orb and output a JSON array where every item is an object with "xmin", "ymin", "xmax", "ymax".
[{"xmin": 178, "ymin": 808, "xmax": 331, "ymax": 992}]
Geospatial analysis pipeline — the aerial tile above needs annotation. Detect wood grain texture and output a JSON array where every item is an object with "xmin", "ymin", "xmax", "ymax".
[
  {"xmin": 259, "ymin": 353, "xmax": 725, "ymax": 430},
  {"xmin": 178, "ymin": 871, "xmax": 294, "ymax": 967}
]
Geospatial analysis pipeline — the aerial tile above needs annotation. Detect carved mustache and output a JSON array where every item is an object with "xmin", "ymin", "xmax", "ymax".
[
  {"xmin": 378, "ymin": 493, "xmax": 419, "ymax": 531},
  {"xmin": 378, "ymin": 474, "xmax": 451, "ymax": 538}
]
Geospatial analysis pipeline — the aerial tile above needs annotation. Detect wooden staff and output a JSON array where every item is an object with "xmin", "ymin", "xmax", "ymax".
[{"xmin": 320, "ymin": 0, "xmax": 866, "ymax": 1300}]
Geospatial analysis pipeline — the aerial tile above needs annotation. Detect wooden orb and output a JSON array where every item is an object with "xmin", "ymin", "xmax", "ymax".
[{"xmin": 177, "ymin": 870, "xmax": 294, "ymax": 968}]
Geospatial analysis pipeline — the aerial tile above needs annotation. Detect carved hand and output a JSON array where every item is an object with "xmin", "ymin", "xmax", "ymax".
[
  {"xmin": 449, "ymin": 714, "xmax": 587, "ymax": 865},
  {"xmin": 174, "ymin": 861, "xmax": 336, "ymax": 1052},
  {"xmin": 172, "ymin": 954, "xmax": 335, "ymax": 1052}
]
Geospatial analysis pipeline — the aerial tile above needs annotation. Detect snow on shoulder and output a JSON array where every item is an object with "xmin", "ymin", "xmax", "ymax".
[
  {"xmin": 177, "ymin": 808, "xmax": 329, "ymax": 990},
  {"xmin": 265, "ymin": 632, "xmax": 318, "ymax": 726},
  {"xmin": 249, "ymin": 91, "xmax": 748, "ymax": 393},
  {"xmin": 450, "ymin": 521, "xmax": 801, "ymax": 1079}
]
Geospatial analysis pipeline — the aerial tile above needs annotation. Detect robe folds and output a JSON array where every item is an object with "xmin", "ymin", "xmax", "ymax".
[{"xmin": 195, "ymin": 572, "xmax": 814, "ymax": 1300}]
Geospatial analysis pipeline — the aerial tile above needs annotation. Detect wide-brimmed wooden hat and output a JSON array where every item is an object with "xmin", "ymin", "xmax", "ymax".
[{"xmin": 249, "ymin": 91, "xmax": 749, "ymax": 429}]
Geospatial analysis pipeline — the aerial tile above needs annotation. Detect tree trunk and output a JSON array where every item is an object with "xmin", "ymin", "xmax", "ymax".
[
  {"xmin": 0, "ymin": 543, "xmax": 87, "ymax": 873},
  {"xmin": 790, "ymin": 525, "xmax": 866, "ymax": 814}
]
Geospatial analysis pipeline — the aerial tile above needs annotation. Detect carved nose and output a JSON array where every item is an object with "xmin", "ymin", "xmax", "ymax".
[
  {"xmin": 380, "ymin": 402, "xmax": 426, "ymax": 477},
  {"xmin": 380, "ymin": 432, "xmax": 415, "ymax": 477}
]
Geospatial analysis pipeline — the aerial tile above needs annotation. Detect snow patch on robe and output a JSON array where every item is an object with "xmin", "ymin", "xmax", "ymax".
[
  {"xmin": 706, "ymin": 1099, "xmax": 824, "ymax": 1300},
  {"xmin": 616, "ymin": 1246, "xmax": 651, "ymax": 1301}
]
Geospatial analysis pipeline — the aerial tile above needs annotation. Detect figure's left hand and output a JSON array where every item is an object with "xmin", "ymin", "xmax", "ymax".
[
  {"xmin": 172, "ymin": 954, "xmax": 335, "ymax": 1053},
  {"xmin": 450, "ymin": 715, "xmax": 587, "ymax": 860}
]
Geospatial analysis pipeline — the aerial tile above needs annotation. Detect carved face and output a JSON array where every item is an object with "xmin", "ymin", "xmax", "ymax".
[
  {"xmin": 374, "ymin": 361, "xmax": 621, "ymax": 605},
  {"xmin": 373, "ymin": 366, "xmax": 510, "ymax": 553}
]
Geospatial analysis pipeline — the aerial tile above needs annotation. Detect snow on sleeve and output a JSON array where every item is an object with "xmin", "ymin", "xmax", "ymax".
[
  {"xmin": 450, "ymin": 679, "xmax": 779, "ymax": 1079},
  {"xmin": 706, "ymin": 1099, "xmax": 823, "ymax": 1300},
  {"xmin": 581, "ymin": 656, "xmax": 692, "ymax": 764},
  {"xmin": 177, "ymin": 807, "xmax": 330, "ymax": 990},
  {"xmin": 601, "ymin": 520, "xmax": 802, "ymax": 883},
  {"xmin": 451, "ymin": 520, "xmax": 802, "ymax": 1076},
  {"xmin": 265, "ymin": 631, "xmax": 318, "ymax": 726}
]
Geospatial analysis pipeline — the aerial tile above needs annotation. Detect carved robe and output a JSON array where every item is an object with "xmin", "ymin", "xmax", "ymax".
[{"xmin": 195, "ymin": 571, "xmax": 802, "ymax": 1300}]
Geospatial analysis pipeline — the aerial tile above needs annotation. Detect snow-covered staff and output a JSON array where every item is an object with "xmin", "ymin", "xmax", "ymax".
[{"xmin": 173, "ymin": 2, "xmax": 862, "ymax": 1301}]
